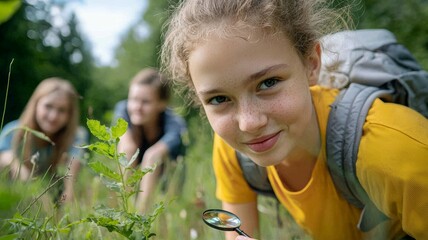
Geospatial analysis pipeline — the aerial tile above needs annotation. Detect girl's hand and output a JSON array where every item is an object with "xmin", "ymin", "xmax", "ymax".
[{"xmin": 236, "ymin": 236, "xmax": 257, "ymax": 240}]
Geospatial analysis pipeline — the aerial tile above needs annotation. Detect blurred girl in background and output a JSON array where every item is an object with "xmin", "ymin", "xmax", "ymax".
[
  {"xmin": 113, "ymin": 68, "xmax": 187, "ymax": 213},
  {"xmin": 0, "ymin": 77, "xmax": 88, "ymax": 203}
]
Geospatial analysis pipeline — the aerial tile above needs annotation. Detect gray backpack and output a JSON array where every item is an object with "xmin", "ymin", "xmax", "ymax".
[{"xmin": 236, "ymin": 29, "xmax": 428, "ymax": 234}]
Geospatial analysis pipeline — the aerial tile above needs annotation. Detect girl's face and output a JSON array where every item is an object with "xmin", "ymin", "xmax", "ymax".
[
  {"xmin": 35, "ymin": 91, "xmax": 71, "ymax": 137},
  {"xmin": 127, "ymin": 84, "xmax": 166, "ymax": 127},
  {"xmin": 188, "ymin": 30, "xmax": 321, "ymax": 166}
]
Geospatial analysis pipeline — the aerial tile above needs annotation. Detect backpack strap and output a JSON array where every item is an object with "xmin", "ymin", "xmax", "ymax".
[
  {"xmin": 326, "ymin": 83, "xmax": 392, "ymax": 231},
  {"xmin": 236, "ymin": 151, "xmax": 276, "ymax": 198}
]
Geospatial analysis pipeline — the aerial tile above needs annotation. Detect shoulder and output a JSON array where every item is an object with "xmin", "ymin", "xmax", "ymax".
[
  {"xmin": 1, "ymin": 120, "xmax": 20, "ymax": 130},
  {"xmin": 163, "ymin": 108, "xmax": 187, "ymax": 127},
  {"xmin": 357, "ymin": 100, "xmax": 428, "ymax": 223},
  {"xmin": 357, "ymin": 99, "xmax": 428, "ymax": 178},
  {"xmin": 0, "ymin": 120, "xmax": 20, "ymax": 138},
  {"xmin": 365, "ymin": 99, "xmax": 428, "ymax": 144},
  {"xmin": 114, "ymin": 99, "xmax": 127, "ymax": 111},
  {"xmin": 164, "ymin": 108, "xmax": 184, "ymax": 119},
  {"xmin": 0, "ymin": 120, "xmax": 20, "ymax": 151},
  {"xmin": 73, "ymin": 126, "xmax": 89, "ymax": 145}
]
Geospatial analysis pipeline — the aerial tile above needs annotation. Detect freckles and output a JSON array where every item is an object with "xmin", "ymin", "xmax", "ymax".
[{"xmin": 208, "ymin": 115, "xmax": 233, "ymax": 137}]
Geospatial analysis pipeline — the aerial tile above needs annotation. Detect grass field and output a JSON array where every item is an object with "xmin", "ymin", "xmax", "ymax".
[{"xmin": 0, "ymin": 116, "xmax": 310, "ymax": 239}]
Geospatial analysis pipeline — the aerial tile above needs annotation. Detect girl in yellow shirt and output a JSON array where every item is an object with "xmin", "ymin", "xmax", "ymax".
[{"xmin": 161, "ymin": 0, "xmax": 428, "ymax": 239}]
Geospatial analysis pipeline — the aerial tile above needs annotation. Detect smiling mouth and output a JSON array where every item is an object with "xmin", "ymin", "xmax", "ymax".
[{"xmin": 245, "ymin": 132, "xmax": 280, "ymax": 153}]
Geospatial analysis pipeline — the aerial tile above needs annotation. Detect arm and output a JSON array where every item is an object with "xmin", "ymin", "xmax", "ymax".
[
  {"xmin": 0, "ymin": 150, "xmax": 13, "ymax": 168},
  {"xmin": 118, "ymin": 130, "xmax": 139, "ymax": 166},
  {"xmin": 135, "ymin": 138, "xmax": 169, "ymax": 213},
  {"xmin": 160, "ymin": 109, "xmax": 187, "ymax": 159},
  {"xmin": 223, "ymin": 201, "xmax": 259, "ymax": 240},
  {"xmin": 0, "ymin": 150, "xmax": 31, "ymax": 180},
  {"xmin": 0, "ymin": 120, "xmax": 30, "ymax": 180}
]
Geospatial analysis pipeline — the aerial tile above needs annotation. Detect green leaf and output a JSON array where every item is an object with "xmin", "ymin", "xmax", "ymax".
[
  {"xmin": 0, "ymin": 0, "xmax": 21, "ymax": 24},
  {"xmin": 2, "ymin": 126, "xmax": 55, "ymax": 145},
  {"xmin": 118, "ymin": 154, "xmax": 128, "ymax": 168},
  {"xmin": 100, "ymin": 177, "xmax": 122, "ymax": 193},
  {"xmin": 0, "ymin": 234, "xmax": 19, "ymax": 240},
  {"xmin": 87, "ymin": 142, "xmax": 116, "ymax": 159},
  {"xmin": 126, "ymin": 170, "xmax": 146, "ymax": 187},
  {"xmin": 125, "ymin": 189, "xmax": 139, "ymax": 199},
  {"xmin": 111, "ymin": 118, "xmax": 127, "ymax": 139},
  {"xmin": 88, "ymin": 161, "xmax": 121, "ymax": 181},
  {"xmin": 87, "ymin": 119, "xmax": 110, "ymax": 141}
]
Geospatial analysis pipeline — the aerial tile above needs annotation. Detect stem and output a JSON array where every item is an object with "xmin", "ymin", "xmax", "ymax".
[
  {"xmin": 115, "ymin": 139, "xmax": 128, "ymax": 212},
  {"xmin": 29, "ymin": 152, "xmax": 38, "ymax": 180},
  {"xmin": 21, "ymin": 169, "xmax": 71, "ymax": 215},
  {"xmin": 1, "ymin": 58, "xmax": 13, "ymax": 131},
  {"xmin": 18, "ymin": 130, "xmax": 29, "ymax": 180}
]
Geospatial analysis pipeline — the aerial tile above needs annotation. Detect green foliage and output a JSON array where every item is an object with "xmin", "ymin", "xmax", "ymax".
[
  {"xmin": 0, "ymin": 127, "xmax": 79, "ymax": 238},
  {"xmin": 5, "ymin": 211, "xmax": 84, "ymax": 239},
  {"xmin": 82, "ymin": 118, "xmax": 164, "ymax": 239},
  {"xmin": 0, "ymin": 0, "xmax": 20, "ymax": 24},
  {"xmin": 0, "ymin": 118, "xmax": 165, "ymax": 239},
  {"xmin": 0, "ymin": 168, "xmax": 83, "ymax": 239},
  {"xmin": 0, "ymin": 0, "xmax": 94, "ymax": 124},
  {"xmin": 86, "ymin": 203, "xmax": 164, "ymax": 240}
]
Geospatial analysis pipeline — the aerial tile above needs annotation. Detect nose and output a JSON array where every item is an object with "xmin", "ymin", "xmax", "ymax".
[
  {"xmin": 47, "ymin": 109, "xmax": 60, "ymax": 121},
  {"xmin": 236, "ymin": 100, "xmax": 267, "ymax": 133},
  {"xmin": 129, "ymin": 100, "xmax": 143, "ymax": 112}
]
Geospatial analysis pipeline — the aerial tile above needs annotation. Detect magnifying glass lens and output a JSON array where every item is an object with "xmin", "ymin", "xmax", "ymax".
[{"xmin": 202, "ymin": 209, "xmax": 251, "ymax": 237}]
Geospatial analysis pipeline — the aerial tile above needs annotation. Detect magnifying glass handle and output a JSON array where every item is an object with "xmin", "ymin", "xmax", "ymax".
[{"xmin": 235, "ymin": 228, "xmax": 251, "ymax": 237}]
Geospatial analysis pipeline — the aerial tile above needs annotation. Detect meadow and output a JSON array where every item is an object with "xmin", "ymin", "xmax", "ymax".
[{"xmin": 0, "ymin": 115, "xmax": 309, "ymax": 239}]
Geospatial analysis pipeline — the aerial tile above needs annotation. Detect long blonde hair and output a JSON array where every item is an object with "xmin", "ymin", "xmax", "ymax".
[{"xmin": 13, "ymin": 77, "xmax": 80, "ymax": 173}]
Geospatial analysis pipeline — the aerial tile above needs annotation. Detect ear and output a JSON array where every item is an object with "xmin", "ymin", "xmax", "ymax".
[{"xmin": 306, "ymin": 42, "xmax": 321, "ymax": 86}]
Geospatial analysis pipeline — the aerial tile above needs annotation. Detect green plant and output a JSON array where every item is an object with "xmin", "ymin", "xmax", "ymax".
[
  {"xmin": 83, "ymin": 118, "xmax": 164, "ymax": 239},
  {"xmin": 0, "ymin": 127, "xmax": 83, "ymax": 239}
]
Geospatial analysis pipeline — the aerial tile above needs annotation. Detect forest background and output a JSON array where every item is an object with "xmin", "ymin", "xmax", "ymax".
[{"xmin": 0, "ymin": 0, "xmax": 427, "ymax": 239}]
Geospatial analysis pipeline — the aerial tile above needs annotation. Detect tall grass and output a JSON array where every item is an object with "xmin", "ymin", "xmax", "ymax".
[{"xmin": 0, "ymin": 88, "xmax": 308, "ymax": 239}]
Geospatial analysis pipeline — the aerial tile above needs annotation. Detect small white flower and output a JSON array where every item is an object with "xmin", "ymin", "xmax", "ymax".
[
  {"xmin": 30, "ymin": 152, "xmax": 40, "ymax": 165},
  {"xmin": 179, "ymin": 209, "xmax": 187, "ymax": 219},
  {"xmin": 190, "ymin": 228, "xmax": 198, "ymax": 239}
]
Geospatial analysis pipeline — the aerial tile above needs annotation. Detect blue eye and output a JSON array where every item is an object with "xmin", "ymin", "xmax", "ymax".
[
  {"xmin": 208, "ymin": 96, "xmax": 229, "ymax": 105},
  {"xmin": 259, "ymin": 78, "xmax": 278, "ymax": 90}
]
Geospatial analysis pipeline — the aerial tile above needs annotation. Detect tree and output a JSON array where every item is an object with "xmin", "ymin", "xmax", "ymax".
[
  {"xmin": 0, "ymin": 0, "xmax": 94, "ymax": 125},
  {"xmin": 84, "ymin": 0, "xmax": 182, "ymax": 124},
  {"xmin": 357, "ymin": 0, "xmax": 428, "ymax": 69}
]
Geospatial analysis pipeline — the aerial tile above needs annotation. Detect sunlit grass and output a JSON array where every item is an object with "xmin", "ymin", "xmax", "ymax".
[{"xmin": 0, "ymin": 115, "xmax": 310, "ymax": 239}]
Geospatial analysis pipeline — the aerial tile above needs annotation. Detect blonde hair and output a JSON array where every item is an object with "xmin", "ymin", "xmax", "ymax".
[
  {"xmin": 13, "ymin": 77, "xmax": 80, "ymax": 173},
  {"xmin": 161, "ymin": 0, "xmax": 351, "ymax": 105}
]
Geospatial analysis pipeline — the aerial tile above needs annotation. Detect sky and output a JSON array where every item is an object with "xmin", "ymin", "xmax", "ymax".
[{"xmin": 68, "ymin": 0, "xmax": 147, "ymax": 66}]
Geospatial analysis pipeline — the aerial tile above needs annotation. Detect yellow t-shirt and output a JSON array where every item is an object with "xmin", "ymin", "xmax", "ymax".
[{"xmin": 213, "ymin": 85, "xmax": 428, "ymax": 239}]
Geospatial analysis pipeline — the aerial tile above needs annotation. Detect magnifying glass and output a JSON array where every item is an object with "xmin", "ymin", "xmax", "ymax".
[{"xmin": 202, "ymin": 209, "xmax": 251, "ymax": 237}]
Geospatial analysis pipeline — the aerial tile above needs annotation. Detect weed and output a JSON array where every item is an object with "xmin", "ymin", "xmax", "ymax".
[{"xmin": 82, "ymin": 118, "xmax": 164, "ymax": 239}]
